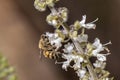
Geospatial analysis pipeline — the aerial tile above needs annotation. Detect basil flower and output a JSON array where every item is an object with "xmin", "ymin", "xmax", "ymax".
[{"xmin": 34, "ymin": 0, "xmax": 59, "ymax": 11}]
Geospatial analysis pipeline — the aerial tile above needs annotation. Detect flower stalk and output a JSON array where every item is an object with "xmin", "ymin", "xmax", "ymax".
[
  {"xmin": 48, "ymin": 7, "xmax": 98, "ymax": 80},
  {"xmin": 35, "ymin": 0, "xmax": 114, "ymax": 80}
]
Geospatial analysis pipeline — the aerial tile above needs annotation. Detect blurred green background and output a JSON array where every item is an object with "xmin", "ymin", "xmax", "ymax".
[{"xmin": 0, "ymin": 0, "xmax": 119, "ymax": 80}]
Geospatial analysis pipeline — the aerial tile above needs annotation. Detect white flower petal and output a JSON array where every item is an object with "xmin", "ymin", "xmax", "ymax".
[
  {"xmin": 62, "ymin": 54, "xmax": 74, "ymax": 71},
  {"xmin": 93, "ymin": 38, "xmax": 101, "ymax": 47},
  {"xmin": 73, "ymin": 63, "xmax": 81, "ymax": 70},
  {"xmin": 73, "ymin": 56, "xmax": 83, "ymax": 70},
  {"xmin": 76, "ymin": 69, "xmax": 86, "ymax": 78},
  {"xmin": 67, "ymin": 46, "xmax": 73, "ymax": 52},
  {"xmin": 93, "ymin": 60, "xmax": 106, "ymax": 69},
  {"xmin": 80, "ymin": 15, "xmax": 86, "ymax": 24},
  {"xmin": 62, "ymin": 53, "xmax": 84, "ymax": 70},
  {"xmin": 92, "ymin": 38, "xmax": 104, "ymax": 56},
  {"xmin": 77, "ymin": 34, "xmax": 88, "ymax": 43},
  {"xmin": 97, "ymin": 54, "xmax": 106, "ymax": 61},
  {"xmin": 51, "ymin": 38, "xmax": 62, "ymax": 49},
  {"xmin": 45, "ymin": 32, "xmax": 62, "ymax": 49},
  {"xmin": 85, "ymin": 23, "xmax": 96, "ymax": 29},
  {"xmin": 52, "ymin": 20, "xmax": 58, "ymax": 26},
  {"xmin": 79, "ymin": 15, "xmax": 97, "ymax": 29},
  {"xmin": 63, "ymin": 43, "xmax": 74, "ymax": 53},
  {"xmin": 46, "ymin": 32, "xmax": 54, "ymax": 37},
  {"xmin": 62, "ymin": 61, "xmax": 70, "ymax": 71}
]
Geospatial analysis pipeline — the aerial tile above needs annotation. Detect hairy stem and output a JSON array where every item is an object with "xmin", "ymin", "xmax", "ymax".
[{"xmin": 72, "ymin": 40, "xmax": 98, "ymax": 80}]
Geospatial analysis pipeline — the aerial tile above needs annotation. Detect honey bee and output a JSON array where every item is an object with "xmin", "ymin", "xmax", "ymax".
[{"xmin": 39, "ymin": 34, "xmax": 60, "ymax": 59}]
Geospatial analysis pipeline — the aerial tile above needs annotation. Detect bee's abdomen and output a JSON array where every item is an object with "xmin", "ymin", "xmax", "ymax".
[{"xmin": 43, "ymin": 51, "xmax": 56, "ymax": 59}]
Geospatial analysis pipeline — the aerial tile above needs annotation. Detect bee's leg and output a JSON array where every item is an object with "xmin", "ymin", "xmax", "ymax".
[
  {"xmin": 55, "ymin": 60, "xmax": 63, "ymax": 64},
  {"xmin": 55, "ymin": 47, "xmax": 59, "ymax": 52},
  {"xmin": 53, "ymin": 54, "xmax": 56, "ymax": 59},
  {"xmin": 39, "ymin": 49, "xmax": 43, "ymax": 60},
  {"xmin": 48, "ymin": 46, "xmax": 53, "ymax": 51},
  {"xmin": 55, "ymin": 52, "xmax": 60, "ymax": 58}
]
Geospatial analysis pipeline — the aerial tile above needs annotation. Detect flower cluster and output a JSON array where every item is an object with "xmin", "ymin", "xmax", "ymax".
[
  {"xmin": 46, "ymin": 7, "xmax": 68, "ymax": 28},
  {"xmin": 60, "ymin": 30, "xmax": 112, "ymax": 80},
  {"xmin": 35, "ymin": 0, "xmax": 114, "ymax": 80},
  {"xmin": 46, "ymin": 32, "xmax": 63, "ymax": 50},
  {"xmin": 0, "ymin": 54, "xmax": 17, "ymax": 80},
  {"xmin": 73, "ymin": 15, "xmax": 98, "ymax": 31},
  {"xmin": 34, "ymin": 0, "xmax": 59, "ymax": 11},
  {"xmin": 38, "ymin": 15, "xmax": 113, "ymax": 80}
]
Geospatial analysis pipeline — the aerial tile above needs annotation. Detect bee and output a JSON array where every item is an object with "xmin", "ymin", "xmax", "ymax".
[{"xmin": 39, "ymin": 34, "xmax": 60, "ymax": 59}]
